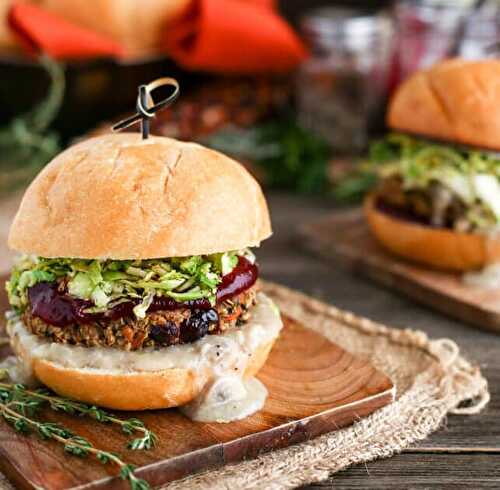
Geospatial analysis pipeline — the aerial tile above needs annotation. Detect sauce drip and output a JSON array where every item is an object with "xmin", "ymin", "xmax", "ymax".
[
  {"xmin": 463, "ymin": 262, "xmax": 500, "ymax": 289},
  {"xmin": 28, "ymin": 257, "xmax": 258, "ymax": 327},
  {"xmin": 180, "ymin": 376, "xmax": 268, "ymax": 423}
]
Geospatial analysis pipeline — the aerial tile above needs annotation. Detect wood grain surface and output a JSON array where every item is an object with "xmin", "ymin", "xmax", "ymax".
[
  {"xmin": 1, "ymin": 192, "xmax": 498, "ymax": 488},
  {"xmin": 266, "ymin": 194, "xmax": 498, "ymax": 489},
  {"xmin": 298, "ymin": 208, "xmax": 500, "ymax": 333},
  {"xmin": 302, "ymin": 453, "xmax": 500, "ymax": 489},
  {"xmin": 0, "ymin": 292, "xmax": 394, "ymax": 490}
]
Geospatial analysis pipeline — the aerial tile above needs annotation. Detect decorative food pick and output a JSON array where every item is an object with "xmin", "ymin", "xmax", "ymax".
[{"xmin": 112, "ymin": 77, "xmax": 180, "ymax": 139}]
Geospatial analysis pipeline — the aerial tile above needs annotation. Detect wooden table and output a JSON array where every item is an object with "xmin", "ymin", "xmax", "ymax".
[
  {"xmin": 0, "ymin": 191, "xmax": 498, "ymax": 488},
  {"xmin": 260, "ymin": 193, "xmax": 500, "ymax": 489}
]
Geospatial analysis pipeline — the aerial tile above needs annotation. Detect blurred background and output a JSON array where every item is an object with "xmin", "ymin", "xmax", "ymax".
[{"xmin": 0, "ymin": 0, "xmax": 498, "ymax": 269}]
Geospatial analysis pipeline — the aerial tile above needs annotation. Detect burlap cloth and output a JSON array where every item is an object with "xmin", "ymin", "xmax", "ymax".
[
  {"xmin": 0, "ymin": 282, "xmax": 489, "ymax": 489},
  {"xmin": 167, "ymin": 282, "xmax": 489, "ymax": 489}
]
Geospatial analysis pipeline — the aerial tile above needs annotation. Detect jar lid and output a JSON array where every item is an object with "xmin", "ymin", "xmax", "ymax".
[
  {"xmin": 301, "ymin": 7, "xmax": 392, "ymax": 41},
  {"xmin": 394, "ymin": 0, "xmax": 474, "ymax": 28},
  {"xmin": 397, "ymin": 0, "xmax": 475, "ymax": 8}
]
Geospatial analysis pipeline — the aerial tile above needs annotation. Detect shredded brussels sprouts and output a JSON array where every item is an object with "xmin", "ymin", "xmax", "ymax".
[
  {"xmin": 370, "ymin": 133, "xmax": 500, "ymax": 230},
  {"xmin": 6, "ymin": 250, "xmax": 252, "ymax": 318}
]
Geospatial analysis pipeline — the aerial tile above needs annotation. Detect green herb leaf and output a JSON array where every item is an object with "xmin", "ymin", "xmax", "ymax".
[
  {"xmin": 205, "ymin": 117, "xmax": 331, "ymax": 194},
  {"xmin": 333, "ymin": 132, "xmax": 500, "ymax": 222},
  {"xmin": 0, "ymin": 381, "xmax": 155, "ymax": 490},
  {"xmin": 0, "ymin": 56, "xmax": 63, "ymax": 197}
]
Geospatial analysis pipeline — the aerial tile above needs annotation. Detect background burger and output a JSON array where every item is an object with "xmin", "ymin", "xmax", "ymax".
[
  {"xmin": 365, "ymin": 59, "xmax": 500, "ymax": 271},
  {"xmin": 5, "ymin": 133, "xmax": 282, "ymax": 421}
]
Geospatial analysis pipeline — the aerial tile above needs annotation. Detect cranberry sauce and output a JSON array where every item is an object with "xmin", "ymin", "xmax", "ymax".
[
  {"xmin": 27, "ymin": 256, "xmax": 258, "ymax": 327},
  {"xmin": 216, "ymin": 256, "xmax": 258, "ymax": 302},
  {"xmin": 148, "ymin": 256, "xmax": 258, "ymax": 312},
  {"xmin": 29, "ymin": 283, "xmax": 87, "ymax": 327}
]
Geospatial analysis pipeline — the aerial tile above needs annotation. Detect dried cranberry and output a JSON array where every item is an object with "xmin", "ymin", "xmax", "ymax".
[
  {"xmin": 180, "ymin": 309, "xmax": 218, "ymax": 343},
  {"xmin": 203, "ymin": 309, "xmax": 219, "ymax": 323},
  {"xmin": 149, "ymin": 322, "xmax": 180, "ymax": 346}
]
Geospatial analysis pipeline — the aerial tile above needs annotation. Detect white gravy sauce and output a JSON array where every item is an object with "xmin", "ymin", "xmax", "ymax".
[
  {"xmin": 181, "ymin": 376, "xmax": 268, "ymax": 422},
  {"xmin": 463, "ymin": 262, "xmax": 500, "ymax": 289},
  {"xmin": 0, "ymin": 355, "xmax": 35, "ymax": 385},
  {"xmin": 6, "ymin": 293, "xmax": 282, "ymax": 422}
]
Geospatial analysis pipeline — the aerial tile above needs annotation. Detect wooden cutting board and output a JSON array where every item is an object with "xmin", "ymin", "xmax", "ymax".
[
  {"xmin": 0, "ymin": 286, "xmax": 394, "ymax": 490},
  {"xmin": 298, "ymin": 208, "xmax": 500, "ymax": 333}
]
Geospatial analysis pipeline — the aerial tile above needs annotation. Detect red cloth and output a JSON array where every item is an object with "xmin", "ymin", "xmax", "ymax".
[
  {"xmin": 163, "ymin": 0, "xmax": 307, "ymax": 73},
  {"xmin": 8, "ymin": 0, "xmax": 306, "ymax": 73},
  {"xmin": 8, "ymin": 3, "xmax": 123, "ymax": 59}
]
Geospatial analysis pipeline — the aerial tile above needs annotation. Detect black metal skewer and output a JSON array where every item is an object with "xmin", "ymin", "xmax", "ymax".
[{"xmin": 139, "ymin": 85, "xmax": 150, "ymax": 140}]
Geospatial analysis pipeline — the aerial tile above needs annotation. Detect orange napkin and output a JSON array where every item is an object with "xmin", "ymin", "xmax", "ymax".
[
  {"xmin": 163, "ymin": 0, "xmax": 307, "ymax": 73},
  {"xmin": 8, "ymin": 3, "xmax": 124, "ymax": 59},
  {"xmin": 8, "ymin": 0, "xmax": 306, "ymax": 73}
]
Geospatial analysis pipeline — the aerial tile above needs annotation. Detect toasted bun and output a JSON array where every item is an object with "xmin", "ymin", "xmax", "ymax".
[
  {"xmin": 8, "ymin": 133, "xmax": 272, "ymax": 259},
  {"xmin": 388, "ymin": 59, "xmax": 500, "ymax": 151},
  {"xmin": 365, "ymin": 194, "xmax": 500, "ymax": 271},
  {"xmin": 29, "ymin": 338, "xmax": 275, "ymax": 411},
  {"xmin": 0, "ymin": 0, "xmax": 18, "ymax": 54}
]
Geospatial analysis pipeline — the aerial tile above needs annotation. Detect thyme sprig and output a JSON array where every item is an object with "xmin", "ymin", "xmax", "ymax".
[
  {"xmin": 0, "ymin": 383, "xmax": 157, "ymax": 450},
  {"xmin": 0, "ymin": 379, "xmax": 153, "ymax": 489},
  {"xmin": 0, "ymin": 55, "xmax": 64, "ymax": 196}
]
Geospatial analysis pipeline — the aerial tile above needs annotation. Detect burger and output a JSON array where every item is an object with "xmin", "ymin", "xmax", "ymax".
[
  {"xmin": 365, "ymin": 59, "xmax": 500, "ymax": 271},
  {"xmin": 5, "ymin": 133, "xmax": 282, "ymax": 420}
]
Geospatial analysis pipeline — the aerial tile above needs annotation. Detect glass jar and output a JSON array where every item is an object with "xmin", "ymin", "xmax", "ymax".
[
  {"xmin": 297, "ymin": 7, "xmax": 394, "ymax": 155},
  {"xmin": 460, "ymin": 1, "xmax": 500, "ymax": 59},
  {"xmin": 393, "ymin": 0, "xmax": 475, "ymax": 82}
]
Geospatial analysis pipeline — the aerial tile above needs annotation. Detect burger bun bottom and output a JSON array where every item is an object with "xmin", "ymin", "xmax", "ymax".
[
  {"xmin": 365, "ymin": 193, "xmax": 500, "ymax": 271},
  {"xmin": 30, "ymin": 338, "xmax": 276, "ymax": 411}
]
